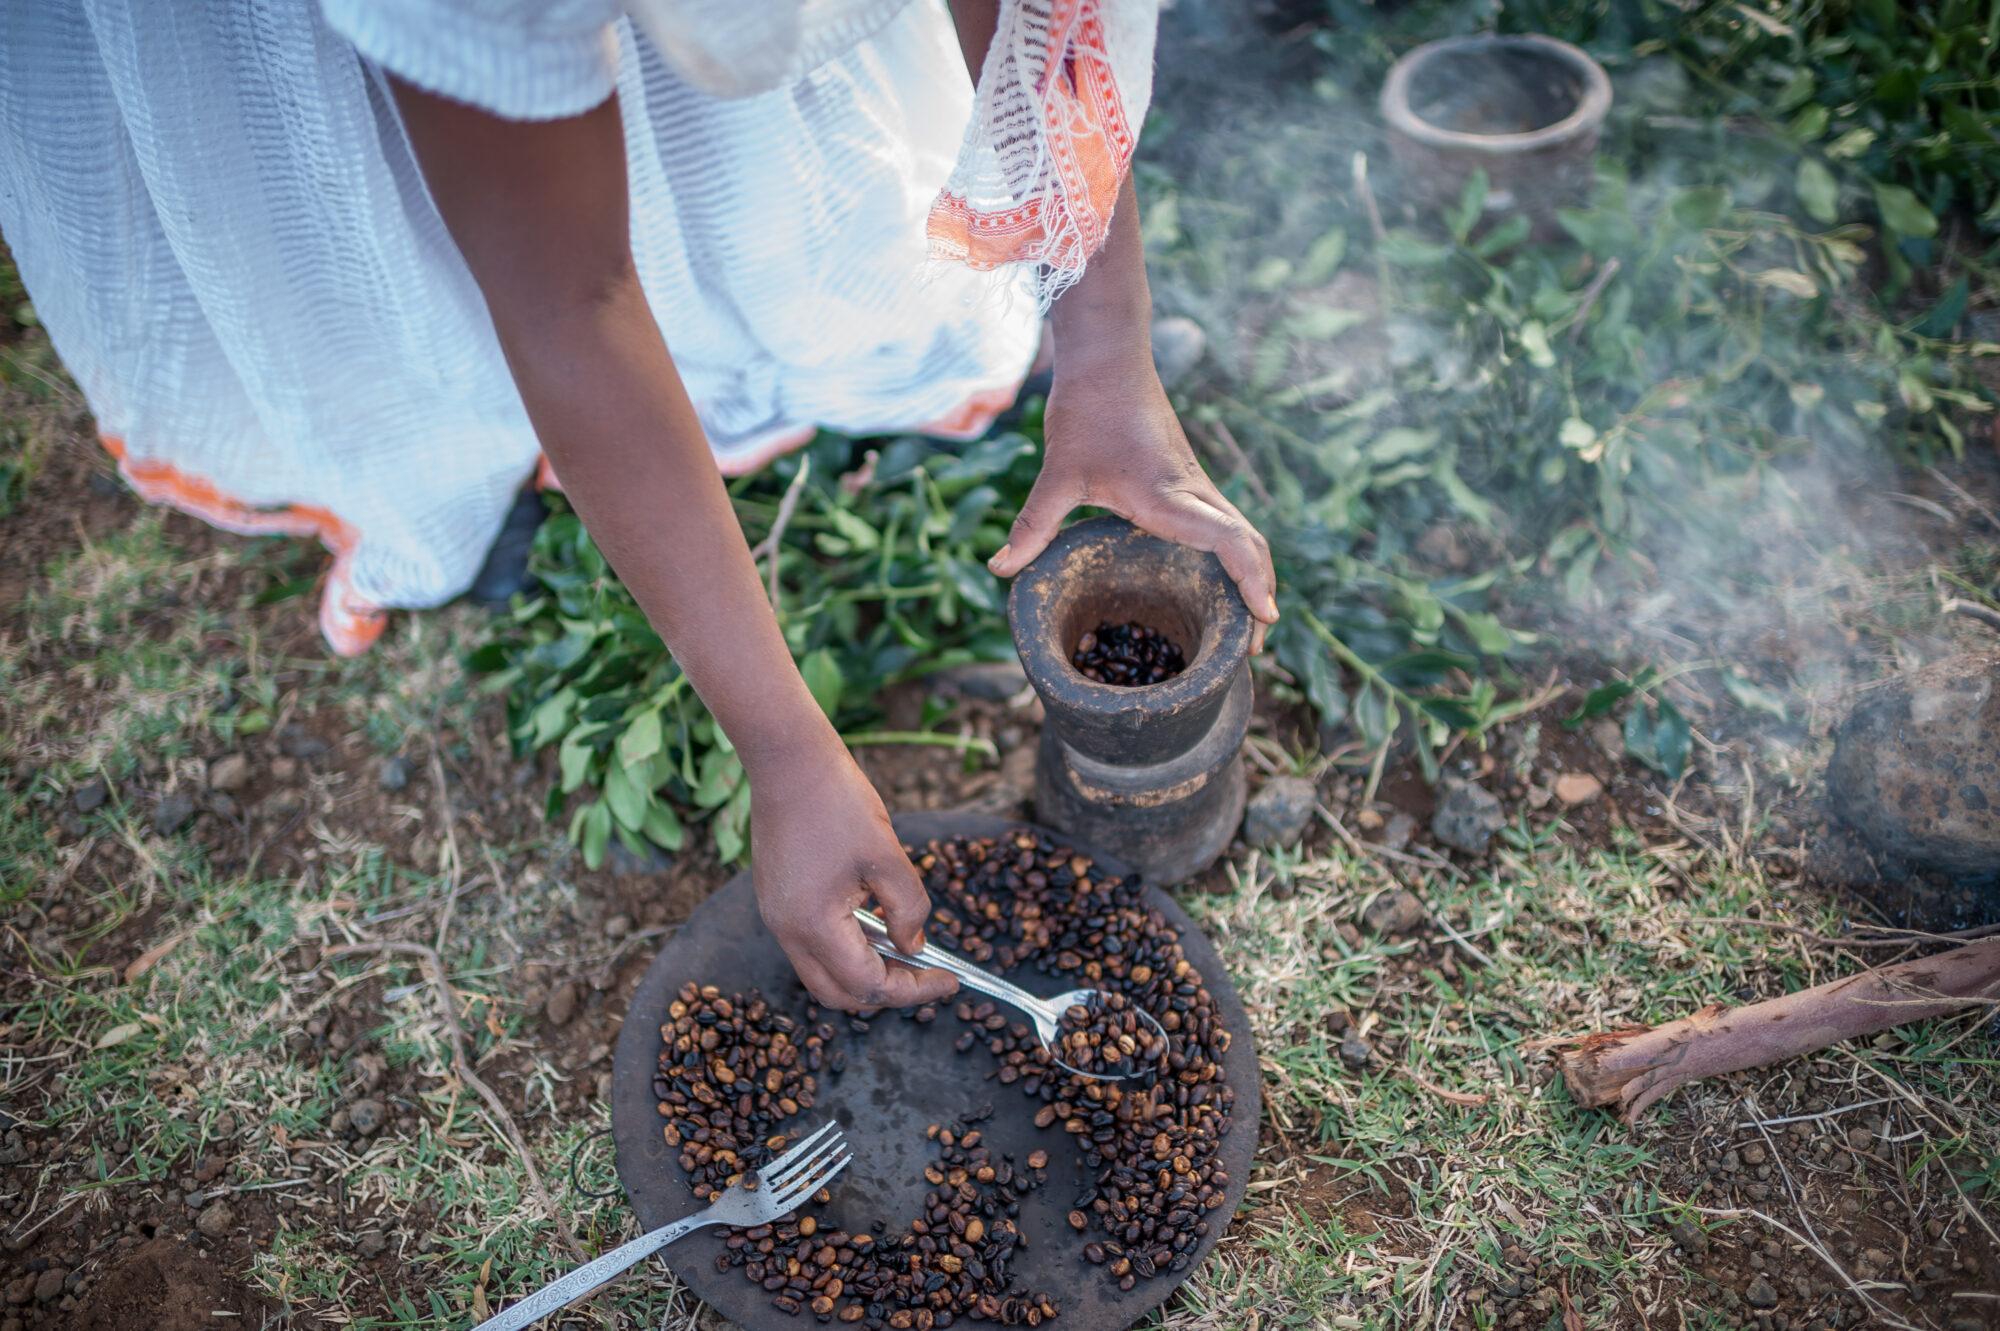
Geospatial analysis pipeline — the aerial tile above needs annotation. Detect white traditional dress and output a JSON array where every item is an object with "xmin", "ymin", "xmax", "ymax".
[{"xmin": 0, "ymin": 0, "xmax": 1155, "ymax": 652}]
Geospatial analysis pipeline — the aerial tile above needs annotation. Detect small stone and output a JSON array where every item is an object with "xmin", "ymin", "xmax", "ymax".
[
  {"xmin": 346, "ymin": 1098, "xmax": 387, "ymax": 1136},
  {"xmin": 1242, "ymin": 775, "xmax": 1317, "ymax": 849},
  {"xmin": 1338, "ymin": 1035, "xmax": 1371, "ymax": 1070},
  {"xmin": 1354, "ymin": 808, "xmax": 1384, "ymax": 831},
  {"xmin": 1553, "ymin": 772, "xmax": 1602, "ymax": 805},
  {"xmin": 1150, "ymin": 315, "xmax": 1207, "ymax": 388},
  {"xmin": 604, "ymin": 914, "xmax": 633, "ymax": 940},
  {"xmin": 356, "ymin": 1232, "xmax": 387, "ymax": 1259},
  {"xmin": 1670, "ymin": 1221, "xmax": 1708, "ymax": 1256},
  {"xmin": 193, "ymin": 1154, "xmax": 227, "ymax": 1185},
  {"xmin": 931, "ymin": 660, "xmax": 1030, "ymax": 703},
  {"xmin": 31, "ymin": 1272, "xmax": 62, "ymax": 1304},
  {"xmin": 545, "ymin": 982, "xmax": 580, "ymax": 1028},
  {"xmin": 352, "ymin": 1052, "xmax": 387, "ymax": 1093},
  {"xmin": 1376, "ymin": 811, "xmax": 1417, "ymax": 853},
  {"xmin": 1432, "ymin": 781, "xmax": 1504, "ymax": 854},
  {"xmin": 377, "ymin": 756, "xmax": 411, "ymax": 792},
  {"xmin": 207, "ymin": 754, "xmax": 251, "ymax": 793},
  {"xmin": 1360, "ymin": 889, "xmax": 1426, "ymax": 936},
  {"xmin": 153, "ymin": 792, "xmax": 196, "ymax": 835},
  {"xmin": 195, "ymin": 1202, "xmax": 234, "ymax": 1240},
  {"xmin": 277, "ymin": 725, "xmax": 329, "ymax": 760},
  {"xmin": 0, "ymin": 1132, "xmax": 24, "ymax": 1166},
  {"xmin": 1745, "ymin": 1277, "xmax": 1778, "ymax": 1310},
  {"xmin": 1741, "ymin": 1143, "xmax": 1767, "ymax": 1166},
  {"xmin": 72, "ymin": 778, "xmax": 109, "ymax": 814},
  {"xmin": 268, "ymin": 756, "xmax": 299, "ymax": 783}
]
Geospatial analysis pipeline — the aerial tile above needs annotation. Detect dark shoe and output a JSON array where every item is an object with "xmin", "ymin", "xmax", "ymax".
[{"xmin": 467, "ymin": 488, "xmax": 548, "ymax": 608}]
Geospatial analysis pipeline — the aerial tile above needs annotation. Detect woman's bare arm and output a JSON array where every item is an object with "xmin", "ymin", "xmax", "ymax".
[
  {"xmin": 947, "ymin": 1, "xmax": 1278, "ymax": 646},
  {"xmin": 390, "ymin": 84, "xmax": 953, "ymax": 1011}
]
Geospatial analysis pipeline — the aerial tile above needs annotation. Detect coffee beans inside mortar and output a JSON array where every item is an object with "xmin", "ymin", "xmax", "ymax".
[{"xmin": 1070, "ymin": 621, "xmax": 1186, "ymax": 686}]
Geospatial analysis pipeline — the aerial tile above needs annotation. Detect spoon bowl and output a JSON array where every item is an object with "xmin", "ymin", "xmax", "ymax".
[{"xmin": 852, "ymin": 909, "xmax": 1169, "ymax": 1082}]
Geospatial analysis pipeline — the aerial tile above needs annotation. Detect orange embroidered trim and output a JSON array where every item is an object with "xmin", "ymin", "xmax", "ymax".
[
  {"xmin": 925, "ymin": 0, "xmax": 1135, "ymax": 275},
  {"xmin": 99, "ymin": 435, "xmax": 386, "ymax": 656}
]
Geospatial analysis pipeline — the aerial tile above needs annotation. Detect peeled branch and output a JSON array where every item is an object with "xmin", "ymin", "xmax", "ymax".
[{"xmin": 1551, "ymin": 938, "xmax": 2000, "ymax": 1121}]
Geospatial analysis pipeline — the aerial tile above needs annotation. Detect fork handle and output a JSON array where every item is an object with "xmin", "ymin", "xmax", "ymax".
[
  {"xmin": 469, "ymin": 1213, "xmax": 709, "ymax": 1331},
  {"xmin": 851, "ymin": 908, "xmax": 1052, "ymax": 1019}
]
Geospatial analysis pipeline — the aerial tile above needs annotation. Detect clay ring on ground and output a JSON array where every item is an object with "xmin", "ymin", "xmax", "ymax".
[{"xmin": 610, "ymin": 811, "xmax": 1262, "ymax": 1331}]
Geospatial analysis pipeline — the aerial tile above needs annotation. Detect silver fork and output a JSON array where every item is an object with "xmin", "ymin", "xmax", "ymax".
[{"xmin": 469, "ymin": 1120, "xmax": 851, "ymax": 1331}]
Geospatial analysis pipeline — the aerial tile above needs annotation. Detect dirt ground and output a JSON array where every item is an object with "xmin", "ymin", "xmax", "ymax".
[{"xmin": 5, "ymin": 381, "xmax": 1998, "ymax": 1331}]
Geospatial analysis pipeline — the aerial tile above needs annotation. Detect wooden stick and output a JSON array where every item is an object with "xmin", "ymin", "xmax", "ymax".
[{"xmin": 1547, "ymin": 939, "xmax": 2000, "ymax": 1122}]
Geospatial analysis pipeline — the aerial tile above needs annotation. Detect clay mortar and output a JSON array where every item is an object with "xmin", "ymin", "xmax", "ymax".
[
  {"xmin": 1380, "ymin": 34, "xmax": 1611, "ymax": 237},
  {"xmin": 1007, "ymin": 517, "xmax": 1252, "ymax": 884}
]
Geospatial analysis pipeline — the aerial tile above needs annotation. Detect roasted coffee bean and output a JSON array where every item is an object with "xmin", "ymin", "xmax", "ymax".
[{"xmin": 1071, "ymin": 621, "xmax": 1187, "ymax": 687}]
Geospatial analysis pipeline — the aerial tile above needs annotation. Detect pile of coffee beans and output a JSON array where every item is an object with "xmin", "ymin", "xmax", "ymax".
[
  {"xmin": 917, "ymin": 831, "xmax": 1234, "ymax": 1292},
  {"xmin": 655, "ymin": 983, "xmax": 828, "ymax": 1202},
  {"xmin": 656, "ymin": 829, "xmax": 1235, "ymax": 1322},
  {"xmin": 1070, "ymin": 621, "xmax": 1186, "ymax": 686},
  {"xmin": 1051, "ymin": 993, "xmax": 1167, "ymax": 1079},
  {"xmin": 660, "ymin": 993, "xmax": 1062, "ymax": 1326}
]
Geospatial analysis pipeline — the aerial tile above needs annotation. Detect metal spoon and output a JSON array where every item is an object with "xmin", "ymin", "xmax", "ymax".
[{"xmin": 851, "ymin": 908, "xmax": 1170, "ymax": 1082}]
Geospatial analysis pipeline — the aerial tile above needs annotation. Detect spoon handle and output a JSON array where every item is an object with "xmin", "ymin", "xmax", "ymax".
[{"xmin": 851, "ymin": 909, "xmax": 1053, "ymax": 1020}]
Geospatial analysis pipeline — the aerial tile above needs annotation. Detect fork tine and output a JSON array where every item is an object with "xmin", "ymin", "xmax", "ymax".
[
  {"xmin": 770, "ymin": 1150, "xmax": 851, "ymax": 1210},
  {"xmin": 757, "ymin": 1120, "xmax": 838, "ymax": 1186},
  {"xmin": 764, "ymin": 1128, "xmax": 845, "ymax": 1192}
]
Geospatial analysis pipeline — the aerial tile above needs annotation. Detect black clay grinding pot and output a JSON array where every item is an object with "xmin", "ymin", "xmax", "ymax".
[{"xmin": 1007, "ymin": 517, "xmax": 1252, "ymax": 884}]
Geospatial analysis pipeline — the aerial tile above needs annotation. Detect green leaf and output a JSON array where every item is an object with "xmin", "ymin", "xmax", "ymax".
[
  {"xmin": 1670, "ymin": 186, "xmax": 1730, "ymax": 229},
  {"xmin": 1519, "ymin": 321, "xmax": 1556, "ymax": 369},
  {"xmin": 603, "ymin": 760, "xmax": 648, "ymax": 832},
  {"xmin": 1283, "ymin": 307, "xmax": 1369, "ymax": 341},
  {"xmin": 1914, "ymin": 277, "xmax": 1969, "ymax": 339},
  {"xmin": 1872, "ymin": 182, "xmax": 1938, "ymax": 238},
  {"xmin": 714, "ymin": 781, "xmax": 752, "ymax": 863},
  {"xmin": 617, "ymin": 709, "xmax": 663, "ymax": 769},
  {"xmin": 1787, "ymin": 104, "xmax": 1828, "ymax": 143},
  {"xmin": 1825, "ymin": 127, "xmax": 1875, "ymax": 159},
  {"xmin": 1297, "ymin": 227, "xmax": 1347, "ymax": 284},
  {"xmin": 558, "ymin": 728, "xmax": 598, "ymax": 794},
  {"xmin": 1753, "ymin": 268, "xmax": 1819, "ymax": 298},
  {"xmin": 800, "ymin": 648, "xmax": 845, "ymax": 718},
  {"xmin": 692, "ymin": 748, "xmax": 744, "ymax": 808},
  {"xmin": 1367, "ymin": 428, "xmax": 1440, "ymax": 465},
  {"xmin": 642, "ymin": 798, "xmax": 685, "ymax": 852},
  {"xmin": 1247, "ymin": 257, "xmax": 1293, "ymax": 292},
  {"xmin": 825, "ymin": 506, "xmax": 881, "ymax": 552},
  {"xmin": 1796, "ymin": 158, "xmax": 1838, "ymax": 224},
  {"xmin": 530, "ymin": 689, "xmax": 577, "ymax": 747},
  {"xmin": 578, "ymin": 801, "xmax": 611, "ymax": 870},
  {"xmin": 1446, "ymin": 169, "xmax": 1489, "ymax": 243},
  {"xmin": 1723, "ymin": 671, "xmax": 1788, "ymax": 720}
]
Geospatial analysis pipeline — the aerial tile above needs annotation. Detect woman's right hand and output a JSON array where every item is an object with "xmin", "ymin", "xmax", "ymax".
[{"xmin": 749, "ymin": 734, "xmax": 961, "ymax": 1013}]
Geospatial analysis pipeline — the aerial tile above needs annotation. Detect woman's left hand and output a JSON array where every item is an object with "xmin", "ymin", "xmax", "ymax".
[{"xmin": 988, "ymin": 351, "xmax": 1279, "ymax": 652}]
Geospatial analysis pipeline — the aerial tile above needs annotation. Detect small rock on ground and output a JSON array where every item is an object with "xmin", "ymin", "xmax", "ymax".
[
  {"xmin": 1242, "ymin": 775, "xmax": 1317, "ymax": 849},
  {"xmin": 545, "ymin": 982, "xmax": 580, "ymax": 1027},
  {"xmin": 346, "ymin": 1098, "xmax": 387, "ymax": 1136},
  {"xmin": 277, "ymin": 725, "xmax": 329, "ymax": 760},
  {"xmin": 1359, "ymin": 889, "xmax": 1426, "ymax": 936},
  {"xmin": 1745, "ymin": 1276, "xmax": 1778, "ymax": 1310},
  {"xmin": 1338, "ymin": 1035, "xmax": 1371, "ymax": 1070},
  {"xmin": 154, "ymin": 792, "xmax": 197, "ymax": 836},
  {"xmin": 32, "ymin": 1272, "xmax": 64, "ymax": 1304},
  {"xmin": 1151, "ymin": 315, "xmax": 1207, "ymax": 388},
  {"xmin": 207, "ymin": 754, "xmax": 251, "ymax": 793},
  {"xmin": 377, "ymin": 756, "xmax": 411, "ymax": 791},
  {"xmin": 1553, "ymin": 772, "xmax": 1602, "ymax": 805},
  {"xmin": 1432, "ymin": 781, "xmax": 1503, "ymax": 854},
  {"xmin": 195, "ymin": 1202, "xmax": 234, "ymax": 1240},
  {"xmin": 356, "ymin": 1232, "xmax": 387, "ymax": 1259},
  {"xmin": 72, "ymin": 777, "xmax": 109, "ymax": 813},
  {"xmin": 931, "ymin": 660, "xmax": 1030, "ymax": 703}
]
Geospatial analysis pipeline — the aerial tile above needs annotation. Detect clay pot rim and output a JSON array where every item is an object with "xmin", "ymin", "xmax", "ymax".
[
  {"xmin": 1379, "ymin": 34, "xmax": 1612, "ymax": 156},
  {"xmin": 1007, "ymin": 516, "xmax": 1252, "ymax": 720}
]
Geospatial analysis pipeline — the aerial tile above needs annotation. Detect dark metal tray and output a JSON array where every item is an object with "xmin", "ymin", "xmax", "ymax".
[{"xmin": 610, "ymin": 812, "xmax": 1260, "ymax": 1331}]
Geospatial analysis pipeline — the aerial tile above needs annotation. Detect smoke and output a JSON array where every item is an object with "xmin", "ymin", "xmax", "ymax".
[{"xmin": 1140, "ymin": 0, "xmax": 1986, "ymax": 746}]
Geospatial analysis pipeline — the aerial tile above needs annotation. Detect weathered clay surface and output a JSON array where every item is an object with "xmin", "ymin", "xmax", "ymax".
[
  {"xmin": 1826, "ymin": 652, "xmax": 2000, "ymax": 880},
  {"xmin": 1008, "ymin": 516, "xmax": 1253, "ymax": 883}
]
